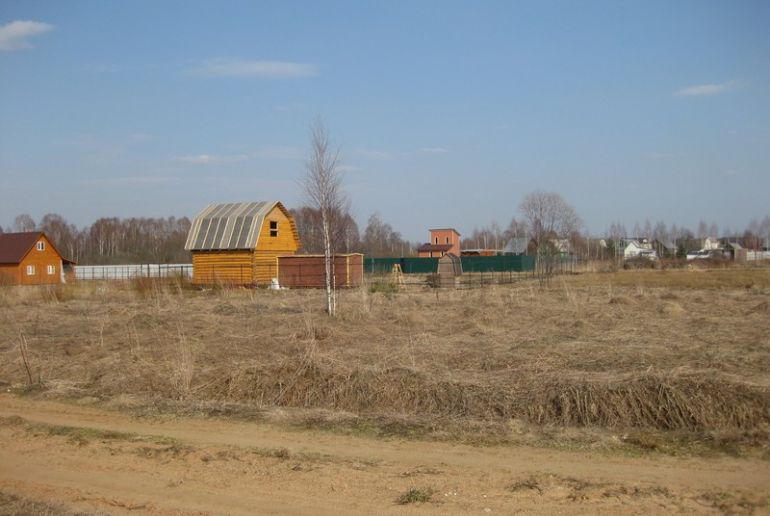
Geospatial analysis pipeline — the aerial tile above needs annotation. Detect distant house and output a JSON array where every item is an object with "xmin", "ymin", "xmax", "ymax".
[
  {"xmin": 651, "ymin": 239, "xmax": 676, "ymax": 258},
  {"xmin": 0, "ymin": 232, "xmax": 75, "ymax": 285},
  {"xmin": 725, "ymin": 242, "xmax": 747, "ymax": 263},
  {"xmin": 703, "ymin": 237, "xmax": 721, "ymax": 250},
  {"xmin": 418, "ymin": 228, "xmax": 461, "ymax": 258},
  {"xmin": 502, "ymin": 237, "xmax": 528, "ymax": 256},
  {"xmin": 622, "ymin": 238, "xmax": 658, "ymax": 260},
  {"xmin": 551, "ymin": 239, "xmax": 572, "ymax": 256},
  {"xmin": 184, "ymin": 201, "xmax": 300, "ymax": 285}
]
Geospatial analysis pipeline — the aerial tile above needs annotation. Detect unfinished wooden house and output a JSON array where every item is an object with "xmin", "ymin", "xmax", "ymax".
[{"xmin": 185, "ymin": 201, "xmax": 300, "ymax": 285}]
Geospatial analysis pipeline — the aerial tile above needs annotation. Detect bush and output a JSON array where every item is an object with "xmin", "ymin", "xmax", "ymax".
[
  {"xmin": 397, "ymin": 488, "xmax": 432, "ymax": 504},
  {"xmin": 623, "ymin": 257, "xmax": 659, "ymax": 270}
]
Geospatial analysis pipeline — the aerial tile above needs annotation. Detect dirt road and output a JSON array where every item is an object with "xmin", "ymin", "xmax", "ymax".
[{"xmin": 0, "ymin": 394, "xmax": 767, "ymax": 515}]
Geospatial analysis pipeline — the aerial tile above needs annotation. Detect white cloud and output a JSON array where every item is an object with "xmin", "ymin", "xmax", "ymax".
[
  {"xmin": 82, "ymin": 176, "xmax": 177, "ymax": 187},
  {"xmin": 416, "ymin": 147, "xmax": 448, "ymax": 154},
  {"xmin": 0, "ymin": 20, "xmax": 54, "ymax": 51},
  {"xmin": 336, "ymin": 164, "xmax": 362, "ymax": 173},
  {"xmin": 190, "ymin": 58, "xmax": 318, "ymax": 78},
  {"xmin": 128, "ymin": 132, "xmax": 153, "ymax": 142},
  {"xmin": 172, "ymin": 147, "xmax": 301, "ymax": 165},
  {"xmin": 252, "ymin": 146, "xmax": 302, "ymax": 159},
  {"xmin": 172, "ymin": 154, "xmax": 249, "ymax": 165},
  {"xmin": 352, "ymin": 148, "xmax": 393, "ymax": 160},
  {"xmin": 674, "ymin": 80, "xmax": 739, "ymax": 97}
]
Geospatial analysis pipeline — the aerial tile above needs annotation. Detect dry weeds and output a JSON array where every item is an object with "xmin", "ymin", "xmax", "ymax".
[{"xmin": 0, "ymin": 269, "xmax": 769, "ymax": 454}]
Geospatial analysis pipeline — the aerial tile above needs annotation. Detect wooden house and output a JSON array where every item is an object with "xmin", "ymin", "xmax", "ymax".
[
  {"xmin": 0, "ymin": 232, "xmax": 75, "ymax": 286},
  {"xmin": 185, "ymin": 201, "xmax": 300, "ymax": 285}
]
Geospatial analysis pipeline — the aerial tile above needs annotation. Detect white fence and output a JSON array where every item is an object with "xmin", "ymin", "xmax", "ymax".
[
  {"xmin": 75, "ymin": 263, "xmax": 192, "ymax": 280},
  {"xmin": 747, "ymin": 251, "xmax": 770, "ymax": 261}
]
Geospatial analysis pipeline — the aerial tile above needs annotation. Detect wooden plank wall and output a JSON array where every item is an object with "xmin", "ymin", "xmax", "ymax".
[
  {"xmin": 19, "ymin": 235, "xmax": 63, "ymax": 285},
  {"xmin": 192, "ymin": 251, "xmax": 253, "ymax": 284}
]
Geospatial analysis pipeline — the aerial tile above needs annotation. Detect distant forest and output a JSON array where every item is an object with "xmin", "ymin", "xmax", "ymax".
[
  {"xmin": 2, "ymin": 209, "xmax": 418, "ymax": 265},
  {"xmin": 3, "ymin": 209, "xmax": 769, "ymax": 265}
]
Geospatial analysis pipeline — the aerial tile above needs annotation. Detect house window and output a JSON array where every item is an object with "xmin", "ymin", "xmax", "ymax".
[
  {"xmin": 269, "ymin": 221, "xmax": 278, "ymax": 237},
  {"xmin": 36, "ymin": 241, "xmax": 45, "ymax": 251},
  {"xmin": 434, "ymin": 237, "xmax": 438, "ymax": 244},
  {"xmin": 26, "ymin": 265, "xmax": 35, "ymax": 276},
  {"xmin": 47, "ymin": 265, "xmax": 56, "ymax": 275},
  {"xmin": 445, "ymin": 237, "xmax": 450, "ymax": 244}
]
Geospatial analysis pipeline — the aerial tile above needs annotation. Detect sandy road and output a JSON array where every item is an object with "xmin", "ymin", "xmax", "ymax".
[{"xmin": 0, "ymin": 394, "xmax": 768, "ymax": 515}]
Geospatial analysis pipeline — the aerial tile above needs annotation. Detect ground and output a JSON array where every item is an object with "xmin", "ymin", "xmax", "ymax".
[
  {"xmin": 1, "ymin": 396, "xmax": 769, "ymax": 515},
  {"xmin": 0, "ymin": 267, "xmax": 769, "ymax": 514}
]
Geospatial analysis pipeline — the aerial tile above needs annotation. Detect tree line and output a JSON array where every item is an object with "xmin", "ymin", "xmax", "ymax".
[
  {"xmin": 3, "ymin": 213, "xmax": 192, "ymax": 265},
  {"xmin": 2, "ymin": 208, "xmax": 418, "ymax": 265},
  {"xmin": 4, "ymin": 205, "xmax": 768, "ymax": 265}
]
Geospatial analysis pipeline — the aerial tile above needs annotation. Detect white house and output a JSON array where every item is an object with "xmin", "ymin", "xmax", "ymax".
[
  {"xmin": 703, "ymin": 237, "xmax": 721, "ymax": 250},
  {"xmin": 623, "ymin": 239, "xmax": 658, "ymax": 260}
]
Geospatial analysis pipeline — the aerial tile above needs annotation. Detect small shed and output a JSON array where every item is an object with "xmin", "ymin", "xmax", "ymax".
[
  {"xmin": 278, "ymin": 254, "xmax": 363, "ymax": 288},
  {"xmin": 185, "ymin": 201, "xmax": 300, "ymax": 285},
  {"xmin": 436, "ymin": 253, "xmax": 462, "ymax": 288},
  {"xmin": 727, "ymin": 242, "xmax": 747, "ymax": 264},
  {"xmin": 0, "ymin": 232, "xmax": 75, "ymax": 286}
]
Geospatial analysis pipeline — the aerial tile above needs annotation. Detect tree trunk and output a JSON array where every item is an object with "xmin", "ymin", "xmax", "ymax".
[{"xmin": 321, "ymin": 213, "xmax": 335, "ymax": 316}]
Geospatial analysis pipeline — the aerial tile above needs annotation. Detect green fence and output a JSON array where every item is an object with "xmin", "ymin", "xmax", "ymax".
[{"xmin": 364, "ymin": 255, "xmax": 535, "ymax": 274}]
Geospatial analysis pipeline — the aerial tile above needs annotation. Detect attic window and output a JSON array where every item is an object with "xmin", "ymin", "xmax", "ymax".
[
  {"xmin": 269, "ymin": 221, "xmax": 278, "ymax": 237},
  {"xmin": 36, "ymin": 241, "xmax": 45, "ymax": 251}
]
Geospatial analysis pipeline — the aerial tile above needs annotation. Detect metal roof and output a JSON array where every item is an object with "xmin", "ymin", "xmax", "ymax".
[
  {"xmin": 417, "ymin": 243, "xmax": 453, "ymax": 252},
  {"xmin": 185, "ymin": 201, "xmax": 283, "ymax": 251},
  {"xmin": 503, "ymin": 237, "xmax": 528, "ymax": 255},
  {"xmin": 0, "ymin": 232, "xmax": 44, "ymax": 264}
]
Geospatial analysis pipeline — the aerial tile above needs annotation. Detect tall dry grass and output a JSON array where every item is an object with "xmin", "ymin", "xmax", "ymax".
[{"xmin": 0, "ymin": 269, "xmax": 768, "ymax": 443}]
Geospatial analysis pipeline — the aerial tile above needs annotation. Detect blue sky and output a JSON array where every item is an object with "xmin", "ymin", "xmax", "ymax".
[{"xmin": 1, "ymin": 0, "xmax": 768, "ymax": 240}]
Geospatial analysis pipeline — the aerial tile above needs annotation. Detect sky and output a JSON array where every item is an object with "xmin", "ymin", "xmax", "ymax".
[{"xmin": 1, "ymin": 0, "xmax": 768, "ymax": 241}]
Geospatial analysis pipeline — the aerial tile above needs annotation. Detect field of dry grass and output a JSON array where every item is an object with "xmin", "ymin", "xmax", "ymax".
[{"xmin": 0, "ymin": 267, "xmax": 768, "ymax": 457}]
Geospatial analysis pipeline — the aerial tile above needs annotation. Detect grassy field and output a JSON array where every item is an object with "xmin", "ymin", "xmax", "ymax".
[{"xmin": 0, "ymin": 267, "xmax": 768, "ymax": 457}]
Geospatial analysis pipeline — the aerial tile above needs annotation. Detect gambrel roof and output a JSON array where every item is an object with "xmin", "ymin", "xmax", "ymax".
[{"xmin": 184, "ymin": 201, "xmax": 296, "ymax": 251}]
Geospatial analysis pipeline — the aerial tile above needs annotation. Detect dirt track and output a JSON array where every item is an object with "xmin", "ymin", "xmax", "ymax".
[{"xmin": 0, "ymin": 394, "xmax": 768, "ymax": 515}]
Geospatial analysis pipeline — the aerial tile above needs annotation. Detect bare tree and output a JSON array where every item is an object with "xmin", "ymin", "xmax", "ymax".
[
  {"xmin": 302, "ymin": 120, "xmax": 346, "ymax": 316},
  {"xmin": 519, "ymin": 191, "xmax": 581, "ymax": 284},
  {"xmin": 519, "ymin": 191, "xmax": 580, "ymax": 244},
  {"xmin": 13, "ymin": 214, "xmax": 36, "ymax": 232}
]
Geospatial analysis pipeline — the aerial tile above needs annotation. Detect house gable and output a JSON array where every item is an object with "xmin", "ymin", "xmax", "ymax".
[{"xmin": 185, "ymin": 201, "xmax": 299, "ymax": 252}]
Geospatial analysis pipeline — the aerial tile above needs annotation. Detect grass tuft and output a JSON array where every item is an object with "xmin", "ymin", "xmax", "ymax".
[{"xmin": 397, "ymin": 488, "xmax": 433, "ymax": 504}]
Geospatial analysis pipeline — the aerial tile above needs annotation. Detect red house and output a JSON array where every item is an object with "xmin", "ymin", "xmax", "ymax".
[{"xmin": 418, "ymin": 228, "xmax": 461, "ymax": 258}]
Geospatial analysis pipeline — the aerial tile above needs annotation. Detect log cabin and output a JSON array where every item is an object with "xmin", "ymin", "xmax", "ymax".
[
  {"xmin": 0, "ymin": 232, "xmax": 75, "ymax": 285},
  {"xmin": 184, "ymin": 201, "xmax": 300, "ymax": 285}
]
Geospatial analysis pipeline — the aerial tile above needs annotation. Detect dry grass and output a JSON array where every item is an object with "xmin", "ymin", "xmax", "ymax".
[
  {"xmin": 0, "ymin": 491, "xmax": 91, "ymax": 515},
  {"xmin": 0, "ymin": 268, "xmax": 769, "ymax": 453}
]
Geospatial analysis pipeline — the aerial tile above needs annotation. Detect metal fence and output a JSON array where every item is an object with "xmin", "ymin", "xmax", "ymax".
[
  {"xmin": 747, "ymin": 251, "xmax": 770, "ymax": 261},
  {"xmin": 75, "ymin": 263, "xmax": 192, "ymax": 280},
  {"xmin": 364, "ymin": 255, "xmax": 536, "ymax": 274}
]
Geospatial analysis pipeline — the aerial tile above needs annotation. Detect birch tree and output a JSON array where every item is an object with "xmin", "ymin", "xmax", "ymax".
[{"xmin": 302, "ymin": 120, "xmax": 346, "ymax": 316}]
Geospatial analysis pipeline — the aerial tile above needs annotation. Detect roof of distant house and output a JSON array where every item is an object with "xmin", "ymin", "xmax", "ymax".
[
  {"xmin": 0, "ymin": 232, "xmax": 45, "ymax": 264},
  {"xmin": 503, "ymin": 237, "xmax": 528, "ymax": 254},
  {"xmin": 429, "ymin": 228, "xmax": 461, "ymax": 234},
  {"xmin": 417, "ymin": 243, "xmax": 454, "ymax": 253}
]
